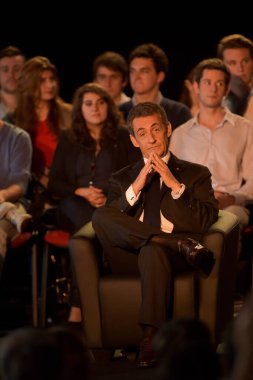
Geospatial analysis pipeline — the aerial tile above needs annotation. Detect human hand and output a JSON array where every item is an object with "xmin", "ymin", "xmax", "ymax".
[
  {"xmin": 185, "ymin": 79, "xmax": 199, "ymax": 111},
  {"xmin": 214, "ymin": 191, "xmax": 235, "ymax": 209},
  {"xmin": 0, "ymin": 190, "xmax": 7, "ymax": 203},
  {"xmin": 150, "ymin": 152, "xmax": 181, "ymax": 192},
  {"xmin": 132, "ymin": 154, "xmax": 155, "ymax": 195},
  {"xmin": 75, "ymin": 186, "xmax": 106, "ymax": 207}
]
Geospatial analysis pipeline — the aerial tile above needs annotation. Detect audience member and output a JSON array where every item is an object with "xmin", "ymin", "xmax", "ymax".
[
  {"xmin": 0, "ymin": 46, "xmax": 25, "ymax": 119},
  {"xmin": 217, "ymin": 34, "xmax": 253, "ymax": 121},
  {"xmin": 154, "ymin": 318, "xmax": 221, "ymax": 380},
  {"xmin": 48, "ymin": 82, "xmax": 141, "ymax": 324},
  {"xmin": 12, "ymin": 56, "xmax": 72, "ymax": 188},
  {"xmin": 92, "ymin": 102, "xmax": 218, "ymax": 367},
  {"xmin": 170, "ymin": 58, "xmax": 253, "ymax": 228},
  {"xmin": 0, "ymin": 120, "xmax": 32, "ymax": 277},
  {"xmin": 119, "ymin": 43, "xmax": 191, "ymax": 128},
  {"xmin": 179, "ymin": 67, "xmax": 199, "ymax": 116},
  {"xmin": 0, "ymin": 326, "xmax": 90, "ymax": 380},
  {"xmin": 93, "ymin": 51, "xmax": 130, "ymax": 105}
]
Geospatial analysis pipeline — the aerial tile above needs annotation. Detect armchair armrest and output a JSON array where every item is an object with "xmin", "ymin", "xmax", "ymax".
[{"xmin": 200, "ymin": 210, "xmax": 240, "ymax": 344}]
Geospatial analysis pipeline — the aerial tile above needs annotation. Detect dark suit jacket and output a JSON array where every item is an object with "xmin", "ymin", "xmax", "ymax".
[
  {"xmin": 107, "ymin": 153, "xmax": 219, "ymax": 239},
  {"xmin": 48, "ymin": 128, "xmax": 141, "ymax": 200}
]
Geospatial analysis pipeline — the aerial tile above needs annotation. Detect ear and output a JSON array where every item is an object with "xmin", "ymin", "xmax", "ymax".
[
  {"xmin": 130, "ymin": 134, "xmax": 140, "ymax": 148},
  {"xmin": 166, "ymin": 122, "xmax": 172, "ymax": 138},
  {"xmin": 157, "ymin": 71, "xmax": 165, "ymax": 84},
  {"xmin": 122, "ymin": 79, "xmax": 128, "ymax": 89}
]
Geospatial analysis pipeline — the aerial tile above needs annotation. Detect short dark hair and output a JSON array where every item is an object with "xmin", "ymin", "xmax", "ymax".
[
  {"xmin": 217, "ymin": 34, "xmax": 253, "ymax": 59},
  {"xmin": 127, "ymin": 102, "xmax": 169, "ymax": 135},
  {"xmin": 129, "ymin": 43, "xmax": 168, "ymax": 75},
  {"xmin": 0, "ymin": 45, "xmax": 25, "ymax": 60},
  {"xmin": 93, "ymin": 51, "xmax": 128, "ymax": 82},
  {"xmin": 194, "ymin": 58, "xmax": 231, "ymax": 87}
]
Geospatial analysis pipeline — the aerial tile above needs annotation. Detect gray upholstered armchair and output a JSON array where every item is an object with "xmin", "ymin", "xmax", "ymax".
[{"xmin": 72, "ymin": 210, "xmax": 239, "ymax": 348}]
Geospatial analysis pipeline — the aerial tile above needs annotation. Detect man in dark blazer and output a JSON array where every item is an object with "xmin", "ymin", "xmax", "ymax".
[
  {"xmin": 119, "ymin": 43, "xmax": 191, "ymax": 129},
  {"xmin": 92, "ymin": 102, "xmax": 219, "ymax": 368}
]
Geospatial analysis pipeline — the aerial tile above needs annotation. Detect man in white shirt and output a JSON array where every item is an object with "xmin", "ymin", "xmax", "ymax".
[{"xmin": 170, "ymin": 58, "xmax": 253, "ymax": 226}]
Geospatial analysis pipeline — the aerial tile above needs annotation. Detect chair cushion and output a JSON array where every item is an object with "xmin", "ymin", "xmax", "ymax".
[
  {"xmin": 44, "ymin": 230, "xmax": 70, "ymax": 248},
  {"xmin": 11, "ymin": 232, "xmax": 33, "ymax": 248}
]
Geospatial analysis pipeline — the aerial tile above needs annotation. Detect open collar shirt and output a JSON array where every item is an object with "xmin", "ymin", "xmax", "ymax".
[{"xmin": 170, "ymin": 109, "xmax": 253, "ymax": 205}]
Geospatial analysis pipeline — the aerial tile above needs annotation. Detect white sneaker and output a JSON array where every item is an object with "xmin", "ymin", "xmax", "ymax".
[
  {"xmin": 0, "ymin": 202, "xmax": 15, "ymax": 219},
  {"xmin": 6, "ymin": 209, "xmax": 33, "ymax": 233}
]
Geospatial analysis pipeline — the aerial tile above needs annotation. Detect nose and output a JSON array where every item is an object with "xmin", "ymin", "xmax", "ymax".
[
  {"xmin": 93, "ymin": 101, "xmax": 100, "ymax": 111},
  {"xmin": 236, "ymin": 61, "xmax": 244, "ymax": 72},
  {"xmin": 147, "ymin": 130, "xmax": 156, "ymax": 143}
]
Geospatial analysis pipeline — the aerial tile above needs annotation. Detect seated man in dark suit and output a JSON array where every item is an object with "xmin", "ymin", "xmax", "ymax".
[{"xmin": 92, "ymin": 102, "xmax": 219, "ymax": 368}]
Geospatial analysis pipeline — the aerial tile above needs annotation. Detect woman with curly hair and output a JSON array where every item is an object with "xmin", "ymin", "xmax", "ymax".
[
  {"xmin": 48, "ymin": 83, "xmax": 140, "ymax": 324},
  {"xmin": 48, "ymin": 82, "xmax": 140, "ymax": 234}
]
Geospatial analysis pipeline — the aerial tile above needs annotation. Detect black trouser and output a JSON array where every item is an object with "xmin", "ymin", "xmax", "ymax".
[{"xmin": 92, "ymin": 207, "xmax": 192, "ymax": 328}]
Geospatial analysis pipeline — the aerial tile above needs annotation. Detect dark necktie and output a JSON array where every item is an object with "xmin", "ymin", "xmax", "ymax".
[{"xmin": 143, "ymin": 172, "xmax": 161, "ymax": 228}]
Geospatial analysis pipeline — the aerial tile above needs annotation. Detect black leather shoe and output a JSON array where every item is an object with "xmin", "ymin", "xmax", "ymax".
[
  {"xmin": 178, "ymin": 238, "xmax": 215, "ymax": 277},
  {"xmin": 137, "ymin": 337, "xmax": 156, "ymax": 368}
]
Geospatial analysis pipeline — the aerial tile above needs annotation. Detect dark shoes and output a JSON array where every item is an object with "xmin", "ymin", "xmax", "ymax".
[
  {"xmin": 150, "ymin": 233, "xmax": 215, "ymax": 277},
  {"xmin": 178, "ymin": 238, "xmax": 215, "ymax": 277},
  {"xmin": 137, "ymin": 337, "xmax": 156, "ymax": 368}
]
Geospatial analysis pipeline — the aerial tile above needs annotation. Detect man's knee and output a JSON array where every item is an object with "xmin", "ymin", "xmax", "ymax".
[
  {"xmin": 225, "ymin": 205, "xmax": 249, "ymax": 226},
  {"xmin": 92, "ymin": 206, "xmax": 118, "ymax": 228},
  {"xmin": 139, "ymin": 243, "xmax": 169, "ymax": 264},
  {"xmin": 69, "ymin": 236, "xmax": 94, "ymax": 262}
]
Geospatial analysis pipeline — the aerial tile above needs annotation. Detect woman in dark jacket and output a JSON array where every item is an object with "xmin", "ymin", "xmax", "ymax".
[
  {"xmin": 48, "ymin": 82, "xmax": 140, "ymax": 233},
  {"xmin": 48, "ymin": 83, "xmax": 141, "ymax": 324}
]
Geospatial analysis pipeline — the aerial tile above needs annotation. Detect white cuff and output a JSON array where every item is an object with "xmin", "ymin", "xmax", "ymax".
[
  {"xmin": 126, "ymin": 185, "xmax": 141, "ymax": 205},
  {"xmin": 171, "ymin": 183, "xmax": 185, "ymax": 199}
]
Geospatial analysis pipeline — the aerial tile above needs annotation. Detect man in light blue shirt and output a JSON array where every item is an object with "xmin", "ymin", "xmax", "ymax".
[{"xmin": 0, "ymin": 120, "xmax": 32, "ymax": 275}]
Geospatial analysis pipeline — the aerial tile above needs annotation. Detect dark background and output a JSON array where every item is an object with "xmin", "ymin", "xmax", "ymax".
[{"xmin": 2, "ymin": 5, "xmax": 252, "ymax": 103}]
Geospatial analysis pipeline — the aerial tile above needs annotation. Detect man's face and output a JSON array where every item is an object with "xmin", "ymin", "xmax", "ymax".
[
  {"xmin": 129, "ymin": 58, "xmax": 164, "ymax": 96},
  {"xmin": 95, "ymin": 66, "xmax": 126, "ymax": 103},
  {"xmin": 0, "ymin": 55, "xmax": 25, "ymax": 94},
  {"xmin": 194, "ymin": 69, "xmax": 228, "ymax": 108},
  {"xmin": 130, "ymin": 113, "xmax": 171, "ymax": 159},
  {"xmin": 222, "ymin": 48, "xmax": 253, "ymax": 86}
]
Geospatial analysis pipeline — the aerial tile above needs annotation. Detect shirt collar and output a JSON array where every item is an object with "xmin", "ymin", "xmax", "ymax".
[{"xmin": 191, "ymin": 107, "xmax": 236, "ymax": 129}]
